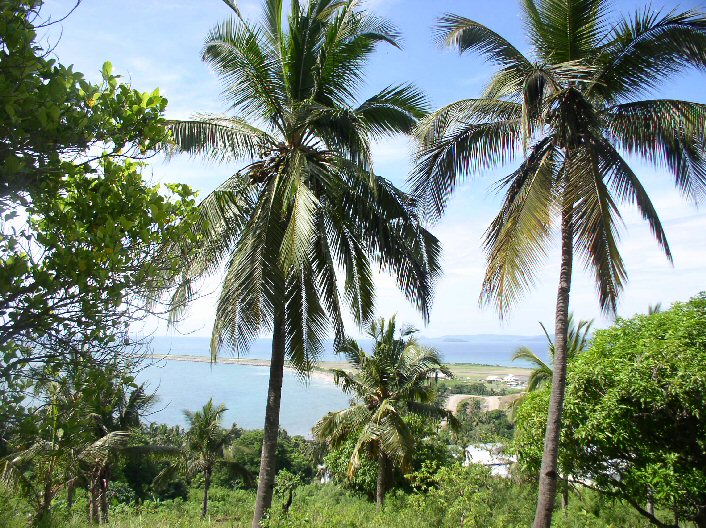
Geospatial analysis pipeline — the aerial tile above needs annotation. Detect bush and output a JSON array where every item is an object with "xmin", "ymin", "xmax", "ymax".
[{"xmin": 515, "ymin": 293, "xmax": 706, "ymax": 525}]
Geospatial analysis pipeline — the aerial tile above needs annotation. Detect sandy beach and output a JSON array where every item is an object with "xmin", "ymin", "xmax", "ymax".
[
  {"xmin": 143, "ymin": 353, "xmax": 337, "ymax": 383},
  {"xmin": 143, "ymin": 353, "xmax": 531, "ymax": 389}
]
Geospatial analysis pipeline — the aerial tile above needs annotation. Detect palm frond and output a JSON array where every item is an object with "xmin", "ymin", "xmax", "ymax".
[
  {"xmin": 166, "ymin": 115, "xmax": 273, "ymax": 163},
  {"xmin": 355, "ymin": 84, "xmax": 429, "ymax": 137},
  {"xmin": 412, "ymin": 111, "xmax": 522, "ymax": 219},
  {"xmin": 607, "ymin": 99, "xmax": 706, "ymax": 202},
  {"xmin": 480, "ymin": 137, "xmax": 558, "ymax": 316},
  {"xmin": 521, "ymin": 0, "xmax": 608, "ymax": 63},
  {"xmin": 591, "ymin": 8, "xmax": 706, "ymax": 103},
  {"xmin": 203, "ymin": 16, "xmax": 286, "ymax": 124},
  {"xmin": 436, "ymin": 13, "xmax": 532, "ymax": 69},
  {"xmin": 568, "ymin": 145, "xmax": 627, "ymax": 314}
]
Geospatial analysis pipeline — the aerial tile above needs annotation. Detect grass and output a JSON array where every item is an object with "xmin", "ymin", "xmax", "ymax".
[{"xmin": 2, "ymin": 470, "xmax": 659, "ymax": 528}]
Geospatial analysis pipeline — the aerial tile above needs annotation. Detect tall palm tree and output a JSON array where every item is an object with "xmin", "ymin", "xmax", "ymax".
[
  {"xmin": 166, "ymin": 3, "xmax": 440, "ymax": 524},
  {"xmin": 411, "ymin": 2, "xmax": 706, "ymax": 526},
  {"xmin": 511, "ymin": 315, "xmax": 592, "ymax": 512},
  {"xmin": 313, "ymin": 316, "xmax": 454, "ymax": 509}
]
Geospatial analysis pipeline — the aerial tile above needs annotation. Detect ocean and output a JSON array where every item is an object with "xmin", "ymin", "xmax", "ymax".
[{"xmin": 137, "ymin": 335, "xmax": 548, "ymax": 437}]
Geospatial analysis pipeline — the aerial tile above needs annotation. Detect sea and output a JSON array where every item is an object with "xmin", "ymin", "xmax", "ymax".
[{"xmin": 137, "ymin": 335, "xmax": 549, "ymax": 437}]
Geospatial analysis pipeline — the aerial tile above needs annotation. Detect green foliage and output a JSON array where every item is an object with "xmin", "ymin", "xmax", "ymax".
[
  {"xmin": 437, "ymin": 379, "xmax": 510, "ymax": 396},
  {"xmin": 513, "ymin": 388, "xmax": 551, "ymax": 476},
  {"xmin": 323, "ymin": 409, "xmax": 454, "ymax": 498},
  {"xmin": 0, "ymin": 483, "xmax": 32, "ymax": 528},
  {"xmin": 515, "ymin": 294, "xmax": 706, "ymax": 525},
  {"xmin": 323, "ymin": 437, "xmax": 378, "ymax": 497},
  {"xmin": 0, "ymin": 477, "xmax": 658, "ymax": 527},
  {"xmin": 1, "ymin": 359, "xmax": 158, "ymax": 524},
  {"xmin": 121, "ymin": 424, "xmax": 188, "ymax": 501},
  {"xmin": 445, "ymin": 399, "xmax": 514, "ymax": 447},
  {"xmin": 0, "ymin": 1, "xmax": 200, "ymax": 430},
  {"xmin": 225, "ymin": 429, "xmax": 317, "ymax": 487},
  {"xmin": 314, "ymin": 316, "xmax": 455, "ymax": 504}
]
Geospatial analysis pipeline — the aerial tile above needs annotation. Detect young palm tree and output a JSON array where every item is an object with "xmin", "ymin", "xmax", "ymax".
[
  {"xmin": 153, "ymin": 400, "xmax": 251, "ymax": 519},
  {"xmin": 313, "ymin": 316, "xmax": 454, "ymax": 509},
  {"xmin": 182, "ymin": 400, "xmax": 238, "ymax": 518},
  {"xmin": 512, "ymin": 314, "xmax": 592, "ymax": 393},
  {"xmin": 412, "ymin": 2, "xmax": 706, "ymax": 525},
  {"xmin": 167, "ymin": 2, "xmax": 440, "ymax": 525}
]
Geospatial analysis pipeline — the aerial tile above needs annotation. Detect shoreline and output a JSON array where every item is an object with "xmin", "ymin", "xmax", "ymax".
[
  {"xmin": 142, "ymin": 353, "xmax": 532, "ymax": 384},
  {"xmin": 143, "ymin": 353, "xmax": 338, "ymax": 383}
]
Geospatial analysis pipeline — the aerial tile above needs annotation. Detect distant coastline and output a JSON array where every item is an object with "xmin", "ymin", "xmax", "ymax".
[{"xmin": 142, "ymin": 353, "xmax": 532, "ymax": 384}]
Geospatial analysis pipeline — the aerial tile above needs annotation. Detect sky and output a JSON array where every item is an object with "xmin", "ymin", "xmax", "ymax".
[{"xmin": 41, "ymin": 0, "xmax": 706, "ymax": 338}]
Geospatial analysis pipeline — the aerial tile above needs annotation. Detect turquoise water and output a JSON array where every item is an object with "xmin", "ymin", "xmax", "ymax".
[
  {"xmin": 148, "ymin": 335, "xmax": 548, "ymax": 365},
  {"xmin": 138, "ymin": 360, "xmax": 350, "ymax": 437},
  {"xmin": 139, "ymin": 335, "xmax": 548, "ymax": 437}
]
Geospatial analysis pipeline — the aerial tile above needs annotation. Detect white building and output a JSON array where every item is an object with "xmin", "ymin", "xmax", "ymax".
[{"xmin": 463, "ymin": 443, "xmax": 516, "ymax": 478}]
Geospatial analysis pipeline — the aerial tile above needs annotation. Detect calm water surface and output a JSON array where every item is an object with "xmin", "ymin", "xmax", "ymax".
[{"xmin": 138, "ymin": 335, "xmax": 548, "ymax": 437}]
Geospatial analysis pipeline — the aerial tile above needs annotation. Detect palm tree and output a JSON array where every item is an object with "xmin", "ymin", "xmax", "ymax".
[
  {"xmin": 314, "ymin": 316, "xmax": 454, "ymax": 509},
  {"xmin": 181, "ymin": 400, "xmax": 240, "ymax": 518},
  {"xmin": 153, "ymin": 401, "xmax": 251, "ymax": 519},
  {"xmin": 512, "ymin": 314, "xmax": 592, "ymax": 393},
  {"xmin": 647, "ymin": 302, "xmax": 663, "ymax": 315},
  {"xmin": 166, "ymin": 2, "xmax": 440, "ymax": 525},
  {"xmin": 512, "ymin": 315, "xmax": 592, "ymax": 511},
  {"xmin": 412, "ymin": 3, "xmax": 706, "ymax": 525}
]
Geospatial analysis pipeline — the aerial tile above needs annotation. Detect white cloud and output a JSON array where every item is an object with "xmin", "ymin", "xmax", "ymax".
[{"xmin": 41, "ymin": 0, "xmax": 706, "ymax": 342}]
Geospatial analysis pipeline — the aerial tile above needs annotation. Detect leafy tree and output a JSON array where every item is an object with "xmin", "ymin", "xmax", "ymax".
[
  {"xmin": 449, "ymin": 399, "xmax": 514, "ymax": 447},
  {"xmin": 409, "ymin": 463, "xmax": 534, "ymax": 528},
  {"xmin": 0, "ymin": 361, "xmax": 151, "ymax": 525},
  {"xmin": 273, "ymin": 468, "xmax": 302, "ymax": 514},
  {"xmin": 314, "ymin": 316, "xmax": 455, "ymax": 509},
  {"xmin": 223, "ymin": 428, "xmax": 316, "ymax": 488},
  {"xmin": 324, "ymin": 412, "xmax": 453, "ymax": 499},
  {"xmin": 73, "ymin": 364, "xmax": 158, "ymax": 523},
  {"xmin": 165, "ymin": 1, "xmax": 439, "ymax": 525},
  {"xmin": 121, "ymin": 423, "xmax": 189, "ymax": 501},
  {"xmin": 515, "ymin": 294, "xmax": 706, "ymax": 527},
  {"xmin": 412, "ymin": 2, "xmax": 706, "ymax": 525},
  {"xmin": 0, "ymin": 0, "xmax": 200, "ymax": 428}
]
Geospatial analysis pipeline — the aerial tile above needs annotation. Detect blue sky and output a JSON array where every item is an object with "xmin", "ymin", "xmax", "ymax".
[{"xmin": 43, "ymin": 0, "xmax": 706, "ymax": 337}]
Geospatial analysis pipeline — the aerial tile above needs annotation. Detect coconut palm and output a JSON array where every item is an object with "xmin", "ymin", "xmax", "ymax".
[
  {"xmin": 314, "ymin": 316, "xmax": 455, "ymax": 509},
  {"xmin": 182, "ymin": 400, "xmax": 242, "ymax": 518},
  {"xmin": 510, "ymin": 314, "xmax": 593, "ymax": 507},
  {"xmin": 412, "ymin": 2, "xmax": 706, "ymax": 525},
  {"xmin": 166, "ymin": 2, "xmax": 439, "ymax": 525},
  {"xmin": 512, "ymin": 314, "xmax": 592, "ymax": 393},
  {"xmin": 0, "ymin": 374, "xmax": 136, "ymax": 526},
  {"xmin": 153, "ymin": 400, "xmax": 251, "ymax": 519}
]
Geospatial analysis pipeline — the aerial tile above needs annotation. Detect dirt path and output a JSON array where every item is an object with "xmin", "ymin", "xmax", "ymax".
[{"xmin": 445, "ymin": 394, "xmax": 520, "ymax": 413}]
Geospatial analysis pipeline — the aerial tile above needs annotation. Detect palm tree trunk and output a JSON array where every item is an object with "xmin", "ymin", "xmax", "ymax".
[
  {"xmin": 252, "ymin": 309, "xmax": 286, "ymax": 528},
  {"xmin": 202, "ymin": 468, "xmax": 211, "ymax": 518},
  {"xmin": 99, "ymin": 466, "xmax": 109, "ymax": 524},
  {"xmin": 561, "ymin": 473, "xmax": 569, "ymax": 513},
  {"xmin": 376, "ymin": 452, "xmax": 388, "ymax": 510},
  {"xmin": 67, "ymin": 480, "xmax": 75, "ymax": 511},
  {"xmin": 533, "ymin": 206, "xmax": 573, "ymax": 528},
  {"xmin": 89, "ymin": 476, "xmax": 99, "ymax": 524}
]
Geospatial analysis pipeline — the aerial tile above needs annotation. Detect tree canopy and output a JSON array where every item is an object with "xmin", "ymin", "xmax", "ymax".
[
  {"xmin": 0, "ymin": 0, "xmax": 200, "ymax": 416},
  {"xmin": 514, "ymin": 293, "xmax": 706, "ymax": 527}
]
